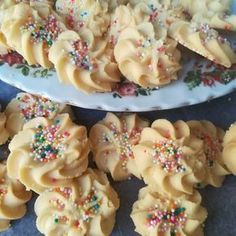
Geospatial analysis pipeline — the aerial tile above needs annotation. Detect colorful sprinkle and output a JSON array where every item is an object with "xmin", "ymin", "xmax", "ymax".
[
  {"xmin": 148, "ymin": 4, "xmax": 158, "ymax": 23},
  {"xmin": 69, "ymin": 40, "xmax": 95, "ymax": 71},
  {"xmin": 21, "ymin": 15, "xmax": 61, "ymax": 47},
  {"xmin": 17, "ymin": 94, "xmax": 60, "ymax": 121},
  {"xmin": 152, "ymin": 140, "xmax": 186, "ymax": 173},
  {"xmin": 30, "ymin": 123, "xmax": 70, "ymax": 162},
  {"xmin": 54, "ymin": 187, "xmax": 72, "ymax": 199},
  {"xmin": 146, "ymin": 200, "xmax": 186, "ymax": 235},
  {"xmin": 50, "ymin": 187, "xmax": 101, "ymax": 228},
  {"xmin": 56, "ymin": 0, "xmax": 90, "ymax": 30},
  {"xmin": 102, "ymin": 121, "xmax": 141, "ymax": 169},
  {"xmin": 198, "ymin": 132, "xmax": 222, "ymax": 167}
]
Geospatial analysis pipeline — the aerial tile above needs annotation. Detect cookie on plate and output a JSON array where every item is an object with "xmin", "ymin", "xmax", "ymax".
[
  {"xmin": 131, "ymin": 119, "xmax": 206, "ymax": 197},
  {"xmin": 1, "ymin": 2, "xmax": 66, "ymax": 68},
  {"xmin": 223, "ymin": 123, "xmax": 236, "ymax": 174},
  {"xmin": 90, "ymin": 112, "xmax": 149, "ymax": 181},
  {"xmin": 55, "ymin": 0, "xmax": 110, "ymax": 37},
  {"xmin": 49, "ymin": 30, "xmax": 120, "ymax": 93},
  {"xmin": 7, "ymin": 113, "xmax": 90, "ymax": 193},
  {"xmin": 131, "ymin": 186, "xmax": 207, "ymax": 236},
  {"xmin": 174, "ymin": 0, "xmax": 236, "ymax": 30},
  {"xmin": 5, "ymin": 92, "xmax": 72, "ymax": 137},
  {"xmin": 0, "ymin": 112, "xmax": 9, "ymax": 145},
  {"xmin": 114, "ymin": 21, "xmax": 181, "ymax": 88},
  {"xmin": 0, "ymin": 161, "xmax": 32, "ymax": 232},
  {"xmin": 187, "ymin": 120, "xmax": 229, "ymax": 187},
  {"xmin": 168, "ymin": 20, "xmax": 236, "ymax": 68},
  {"xmin": 35, "ymin": 168, "xmax": 120, "ymax": 236}
]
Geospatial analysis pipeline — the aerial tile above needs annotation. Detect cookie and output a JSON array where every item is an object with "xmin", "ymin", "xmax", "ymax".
[
  {"xmin": 90, "ymin": 112, "xmax": 149, "ymax": 181},
  {"xmin": 132, "ymin": 119, "xmax": 206, "ymax": 197},
  {"xmin": 5, "ymin": 92, "xmax": 72, "ymax": 137},
  {"xmin": 7, "ymin": 113, "xmax": 90, "ymax": 193},
  {"xmin": 187, "ymin": 120, "xmax": 229, "ymax": 187},
  {"xmin": 35, "ymin": 168, "xmax": 120, "ymax": 236},
  {"xmin": 131, "ymin": 186, "xmax": 207, "ymax": 236},
  {"xmin": 0, "ymin": 161, "xmax": 32, "ymax": 232}
]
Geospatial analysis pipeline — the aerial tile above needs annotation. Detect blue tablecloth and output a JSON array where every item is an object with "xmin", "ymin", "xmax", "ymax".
[{"xmin": 1, "ymin": 79, "xmax": 236, "ymax": 236}]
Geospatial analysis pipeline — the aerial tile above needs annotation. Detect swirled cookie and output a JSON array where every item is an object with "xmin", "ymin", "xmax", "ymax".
[
  {"xmin": 107, "ymin": 5, "xmax": 137, "ymax": 49},
  {"xmin": 172, "ymin": 0, "xmax": 236, "ymax": 30},
  {"xmin": 5, "ymin": 92, "xmax": 72, "ymax": 137},
  {"xmin": 114, "ymin": 21, "xmax": 181, "ymax": 88},
  {"xmin": 35, "ymin": 168, "xmax": 120, "ymax": 236},
  {"xmin": 131, "ymin": 186, "xmax": 207, "ymax": 236},
  {"xmin": 49, "ymin": 30, "xmax": 120, "ymax": 93},
  {"xmin": 223, "ymin": 123, "xmax": 236, "ymax": 174},
  {"xmin": 131, "ymin": 119, "xmax": 206, "ymax": 197},
  {"xmin": 89, "ymin": 112, "xmax": 149, "ymax": 181},
  {"xmin": 168, "ymin": 20, "xmax": 236, "ymax": 68},
  {"xmin": 0, "ymin": 112, "xmax": 9, "ymax": 145},
  {"xmin": 176, "ymin": 0, "xmax": 231, "ymax": 16},
  {"xmin": 55, "ymin": 0, "xmax": 110, "ymax": 37},
  {"xmin": 7, "ymin": 113, "xmax": 90, "ymax": 193},
  {"xmin": 1, "ymin": 2, "xmax": 66, "ymax": 68},
  {"xmin": 187, "ymin": 120, "xmax": 229, "ymax": 187},
  {"xmin": 0, "ymin": 161, "xmax": 32, "ymax": 232}
]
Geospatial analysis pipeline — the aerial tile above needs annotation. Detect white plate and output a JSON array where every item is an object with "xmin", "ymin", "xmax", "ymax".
[{"xmin": 0, "ymin": 2, "xmax": 236, "ymax": 112}]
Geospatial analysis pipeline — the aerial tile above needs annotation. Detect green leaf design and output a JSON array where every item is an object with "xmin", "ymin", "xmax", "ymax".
[
  {"xmin": 112, "ymin": 93, "xmax": 122, "ymax": 98},
  {"xmin": 21, "ymin": 66, "xmax": 30, "ymax": 76},
  {"xmin": 184, "ymin": 70, "xmax": 202, "ymax": 90},
  {"xmin": 33, "ymin": 70, "xmax": 42, "ymax": 78},
  {"xmin": 138, "ymin": 89, "xmax": 148, "ymax": 96},
  {"xmin": 41, "ymin": 69, "xmax": 48, "ymax": 77}
]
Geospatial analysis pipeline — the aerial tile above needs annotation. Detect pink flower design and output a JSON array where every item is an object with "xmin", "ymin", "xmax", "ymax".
[
  {"xmin": 116, "ymin": 83, "xmax": 137, "ymax": 96},
  {"xmin": 202, "ymin": 76, "xmax": 215, "ymax": 86},
  {"xmin": 0, "ymin": 52, "xmax": 24, "ymax": 66}
]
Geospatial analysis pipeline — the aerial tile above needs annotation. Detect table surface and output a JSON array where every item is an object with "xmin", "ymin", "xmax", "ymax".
[{"xmin": 1, "ymin": 79, "xmax": 236, "ymax": 236}]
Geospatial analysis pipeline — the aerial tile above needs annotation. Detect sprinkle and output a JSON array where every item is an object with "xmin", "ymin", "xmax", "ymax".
[
  {"xmin": 50, "ymin": 188, "xmax": 101, "ymax": 228},
  {"xmin": 152, "ymin": 140, "xmax": 186, "ymax": 173},
  {"xmin": 198, "ymin": 132, "xmax": 222, "ymax": 167},
  {"xmin": 53, "ymin": 215, "xmax": 69, "ymax": 224},
  {"xmin": 148, "ymin": 5, "xmax": 158, "ymax": 23},
  {"xmin": 0, "ymin": 188, "xmax": 7, "ymax": 197},
  {"xmin": 17, "ymin": 94, "xmax": 60, "ymax": 121},
  {"xmin": 136, "ymin": 37, "xmax": 166, "ymax": 65},
  {"xmin": 21, "ymin": 15, "xmax": 61, "ymax": 47},
  {"xmin": 68, "ymin": 40, "xmax": 95, "ymax": 71},
  {"xmin": 54, "ymin": 187, "xmax": 72, "ymax": 199},
  {"xmin": 30, "ymin": 124, "xmax": 70, "ymax": 162},
  {"xmin": 49, "ymin": 198, "xmax": 65, "ymax": 210},
  {"xmin": 146, "ymin": 200, "xmax": 186, "ymax": 234},
  {"xmin": 101, "ymin": 121, "xmax": 141, "ymax": 169}
]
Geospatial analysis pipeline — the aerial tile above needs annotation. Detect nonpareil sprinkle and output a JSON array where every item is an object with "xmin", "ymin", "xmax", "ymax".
[
  {"xmin": 21, "ymin": 15, "xmax": 61, "ymax": 47},
  {"xmin": 146, "ymin": 200, "xmax": 186, "ymax": 234},
  {"xmin": 17, "ymin": 94, "xmax": 60, "ymax": 121},
  {"xmin": 102, "ymin": 121, "xmax": 141, "ymax": 169},
  {"xmin": 30, "ymin": 124, "xmax": 70, "ymax": 162},
  {"xmin": 68, "ymin": 40, "xmax": 94, "ymax": 71},
  {"xmin": 152, "ymin": 140, "xmax": 186, "ymax": 173}
]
